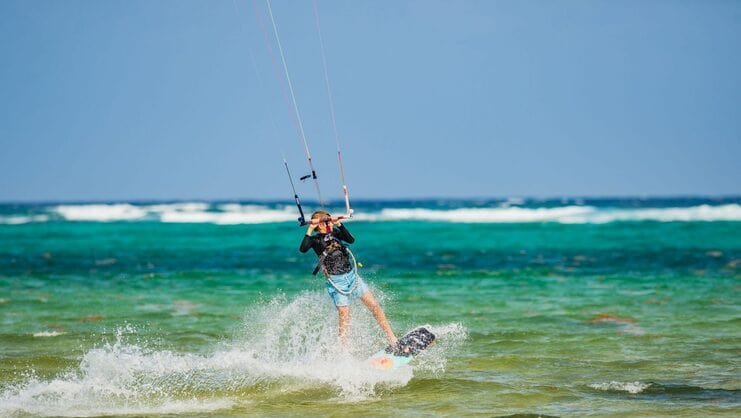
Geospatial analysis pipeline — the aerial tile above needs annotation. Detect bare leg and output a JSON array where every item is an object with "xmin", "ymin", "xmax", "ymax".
[
  {"xmin": 360, "ymin": 291, "xmax": 398, "ymax": 346},
  {"xmin": 337, "ymin": 306, "xmax": 350, "ymax": 348}
]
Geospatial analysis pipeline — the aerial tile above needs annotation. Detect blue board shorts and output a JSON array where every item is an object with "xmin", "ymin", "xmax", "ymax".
[{"xmin": 325, "ymin": 269, "xmax": 368, "ymax": 307}]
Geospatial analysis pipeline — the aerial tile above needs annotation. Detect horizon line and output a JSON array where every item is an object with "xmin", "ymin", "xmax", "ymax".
[{"xmin": 1, "ymin": 194, "xmax": 739, "ymax": 206}]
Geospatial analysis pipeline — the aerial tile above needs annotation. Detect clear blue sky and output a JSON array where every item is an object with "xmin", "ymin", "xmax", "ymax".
[{"xmin": 1, "ymin": 0, "xmax": 739, "ymax": 202}]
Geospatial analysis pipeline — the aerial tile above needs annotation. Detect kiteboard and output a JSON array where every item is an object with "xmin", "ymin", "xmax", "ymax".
[{"xmin": 368, "ymin": 327, "xmax": 436, "ymax": 370}]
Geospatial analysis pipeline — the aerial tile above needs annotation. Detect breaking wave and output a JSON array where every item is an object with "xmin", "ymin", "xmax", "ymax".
[
  {"xmin": 358, "ymin": 204, "xmax": 741, "ymax": 223},
  {"xmin": 49, "ymin": 203, "xmax": 296, "ymax": 224},
  {"xmin": 0, "ymin": 215, "xmax": 50, "ymax": 225},
  {"xmin": 0, "ymin": 202, "xmax": 739, "ymax": 225}
]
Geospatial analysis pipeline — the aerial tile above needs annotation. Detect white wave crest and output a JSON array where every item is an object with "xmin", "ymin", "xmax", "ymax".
[
  {"xmin": 578, "ymin": 204, "xmax": 741, "ymax": 223},
  {"xmin": 12, "ymin": 202, "xmax": 741, "ymax": 224},
  {"xmin": 589, "ymin": 381, "xmax": 650, "ymax": 394},
  {"xmin": 32, "ymin": 331, "xmax": 66, "ymax": 338},
  {"xmin": 146, "ymin": 202, "xmax": 211, "ymax": 213},
  {"xmin": 53, "ymin": 204, "xmax": 148, "ymax": 222},
  {"xmin": 49, "ymin": 202, "xmax": 297, "ymax": 224},
  {"xmin": 356, "ymin": 206, "xmax": 594, "ymax": 223},
  {"xmin": 355, "ymin": 204, "xmax": 741, "ymax": 223},
  {"xmin": 160, "ymin": 205, "xmax": 296, "ymax": 225},
  {"xmin": 0, "ymin": 215, "xmax": 49, "ymax": 225}
]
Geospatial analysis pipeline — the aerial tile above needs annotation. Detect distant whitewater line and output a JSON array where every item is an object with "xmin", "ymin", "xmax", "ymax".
[
  {"xmin": 1, "ymin": 201, "xmax": 740, "ymax": 225},
  {"xmin": 369, "ymin": 204, "xmax": 741, "ymax": 223}
]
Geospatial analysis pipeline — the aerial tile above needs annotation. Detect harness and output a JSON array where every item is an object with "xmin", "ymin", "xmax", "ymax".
[{"xmin": 312, "ymin": 233, "xmax": 359, "ymax": 296}]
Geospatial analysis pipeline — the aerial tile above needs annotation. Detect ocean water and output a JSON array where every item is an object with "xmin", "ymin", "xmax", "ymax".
[{"xmin": 0, "ymin": 198, "xmax": 739, "ymax": 417}]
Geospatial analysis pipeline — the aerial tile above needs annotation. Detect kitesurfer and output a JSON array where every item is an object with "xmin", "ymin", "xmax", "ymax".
[{"xmin": 300, "ymin": 210, "xmax": 398, "ymax": 348}]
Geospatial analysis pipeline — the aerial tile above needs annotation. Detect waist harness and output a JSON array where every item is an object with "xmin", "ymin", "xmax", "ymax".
[{"xmin": 312, "ymin": 235, "xmax": 359, "ymax": 296}]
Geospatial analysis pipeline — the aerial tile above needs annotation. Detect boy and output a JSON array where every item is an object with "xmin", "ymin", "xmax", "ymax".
[{"xmin": 300, "ymin": 211, "xmax": 397, "ymax": 348}]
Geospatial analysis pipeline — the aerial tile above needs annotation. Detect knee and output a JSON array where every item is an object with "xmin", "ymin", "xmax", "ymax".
[{"xmin": 337, "ymin": 306, "xmax": 350, "ymax": 319}]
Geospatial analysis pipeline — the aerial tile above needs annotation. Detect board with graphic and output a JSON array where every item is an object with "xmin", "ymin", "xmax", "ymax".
[{"xmin": 368, "ymin": 327, "xmax": 436, "ymax": 369}]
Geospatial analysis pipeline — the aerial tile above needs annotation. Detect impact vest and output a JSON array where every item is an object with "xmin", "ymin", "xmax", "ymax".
[{"xmin": 312, "ymin": 233, "xmax": 352, "ymax": 276}]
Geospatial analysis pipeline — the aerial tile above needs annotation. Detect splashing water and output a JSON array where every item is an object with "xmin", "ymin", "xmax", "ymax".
[{"xmin": 0, "ymin": 292, "xmax": 467, "ymax": 416}]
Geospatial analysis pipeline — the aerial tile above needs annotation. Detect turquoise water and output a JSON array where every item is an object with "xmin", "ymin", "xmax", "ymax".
[{"xmin": 0, "ymin": 199, "xmax": 739, "ymax": 416}]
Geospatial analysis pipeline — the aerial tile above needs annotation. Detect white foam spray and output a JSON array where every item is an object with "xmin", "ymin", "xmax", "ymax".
[{"xmin": 0, "ymin": 291, "xmax": 467, "ymax": 416}]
